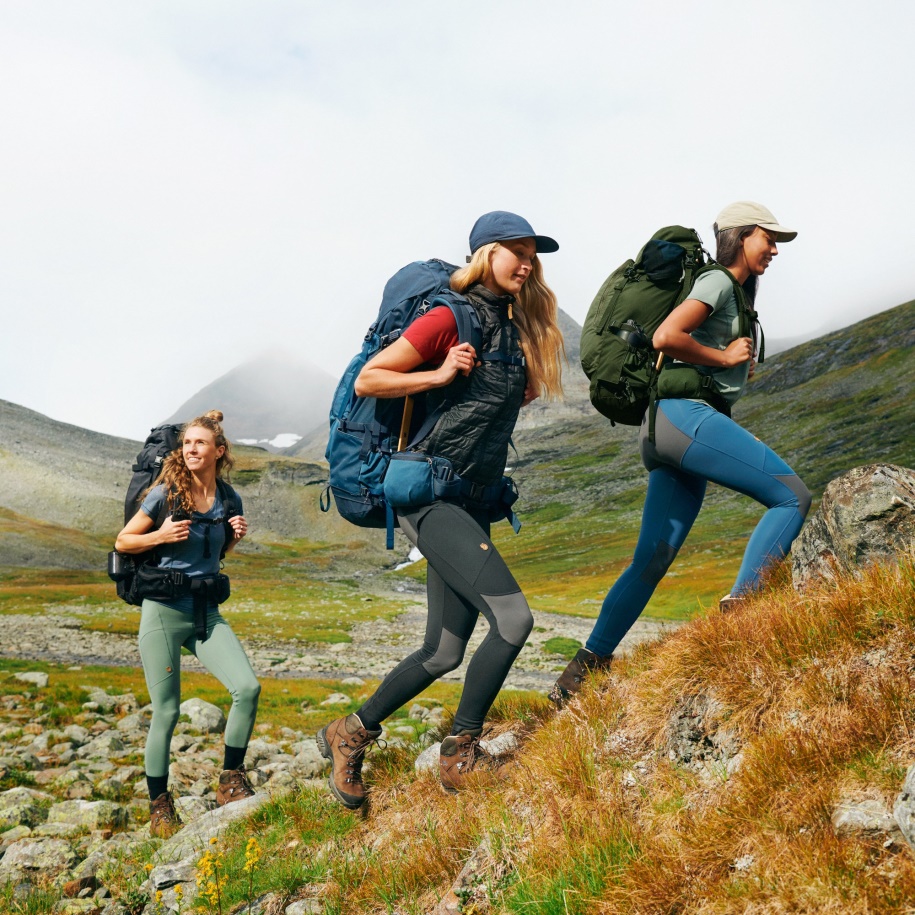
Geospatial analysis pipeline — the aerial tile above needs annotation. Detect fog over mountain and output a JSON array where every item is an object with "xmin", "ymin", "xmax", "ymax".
[{"xmin": 165, "ymin": 350, "xmax": 337, "ymax": 453}]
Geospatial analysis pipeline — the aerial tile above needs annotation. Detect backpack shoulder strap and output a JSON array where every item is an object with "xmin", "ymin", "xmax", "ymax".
[
  {"xmin": 699, "ymin": 263, "xmax": 765, "ymax": 363},
  {"xmin": 428, "ymin": 291, "xmax": 483, "ymax": 355},
  {"xmin": 215, "ymin": 478, "xmax": 240, "ymax": 561}
]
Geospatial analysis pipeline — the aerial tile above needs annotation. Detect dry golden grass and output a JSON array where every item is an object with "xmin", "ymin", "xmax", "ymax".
[{"xmin": 314, "ymin": 557, "xmax": 915, "ymax": 914}]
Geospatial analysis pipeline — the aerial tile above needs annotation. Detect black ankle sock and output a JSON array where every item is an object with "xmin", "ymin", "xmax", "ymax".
[
  {"xmin": 223, "ymin": 744, "xmax": 247, "ymax": 771},
  {"xmin": 147, "ymin": 775, "xmax": 169, "ymax": 800}
]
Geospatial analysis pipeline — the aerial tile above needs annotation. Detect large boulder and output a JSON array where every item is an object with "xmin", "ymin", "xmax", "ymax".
[
  {"xmin": 0, "ymin": 837, "xmax": 77, "ymax": 878},
  {"xmin": 792, "ymin": 463, "xmax": 915, "ymax": 591}
]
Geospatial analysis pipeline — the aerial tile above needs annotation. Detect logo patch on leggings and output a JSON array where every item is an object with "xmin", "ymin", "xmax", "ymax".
[
  {"xmin": 480, "ymin": 543, "xmax": 489, "ymax": 551},
  {"xmin": 166, "ymin": 667, "xmax": 172, "ymax": 673}
]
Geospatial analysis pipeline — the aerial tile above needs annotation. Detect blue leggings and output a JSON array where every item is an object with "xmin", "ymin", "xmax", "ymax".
[{"xmin": 586, "ymin": 399, "xmax": 810, "ymax": 658}]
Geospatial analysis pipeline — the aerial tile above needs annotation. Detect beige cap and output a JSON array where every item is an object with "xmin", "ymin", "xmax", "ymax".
[{"xmin": 715, "ymin": 201, "xmax": 797, "ymax": 242}]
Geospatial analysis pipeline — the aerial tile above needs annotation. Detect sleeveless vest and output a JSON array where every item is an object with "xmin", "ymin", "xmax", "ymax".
[{"xmin": 416, "ymin": 284, "xmax": 527, "ymax": 486}]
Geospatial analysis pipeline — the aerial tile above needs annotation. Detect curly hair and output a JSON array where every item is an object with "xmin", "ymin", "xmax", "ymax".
[
  {"xmin": 147, "ymin": 410, "xmax": 234, "ymax": 513},
  {"xmin": 450, "ymin": 242, "xmax": 565, "ymax": 400}
]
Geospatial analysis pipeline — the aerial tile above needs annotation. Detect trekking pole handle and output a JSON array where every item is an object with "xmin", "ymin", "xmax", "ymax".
[
  {"xmin": 655, "ymin": 351, "xmax": 664, "ymax": 372},
  {"xmin": 398, "ymin": 396, "xmax": 414, "ymax": 452}
]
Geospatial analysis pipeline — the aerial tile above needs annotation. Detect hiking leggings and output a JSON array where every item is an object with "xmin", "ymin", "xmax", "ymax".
[
  {"xmin": 138, "ymin": 600, "xmax": 261, "ymax": 778},
  {"xmin": 356, "ymin": 500, "xmax": 533, "ymax": 735},
  {"xmin": 585, "ymin": 398, "xmax": 810, "ymax": 658}
]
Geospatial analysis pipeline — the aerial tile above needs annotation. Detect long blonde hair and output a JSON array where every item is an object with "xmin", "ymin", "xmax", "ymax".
[
  {"xmin": 149, "ymin": 410, "xmax": 235, "ymax": 513},
  {"xmin": 450, "ymin": 242, "xmax": 565, "ymax": 400}
]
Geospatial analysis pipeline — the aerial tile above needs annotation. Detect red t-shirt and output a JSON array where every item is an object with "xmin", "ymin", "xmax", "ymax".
[{"xmin": 402, "ymin": 307, "xmax": 459, "ymax": 364}]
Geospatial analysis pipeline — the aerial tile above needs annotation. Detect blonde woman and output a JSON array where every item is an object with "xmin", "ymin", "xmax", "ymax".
[
  {"xmin": 318, "ymin": 211, "xmax": 564, "ymax": 806},
  {"xmin": 116, "ymin": 410, "xmax": 259, "ymax": 836}
]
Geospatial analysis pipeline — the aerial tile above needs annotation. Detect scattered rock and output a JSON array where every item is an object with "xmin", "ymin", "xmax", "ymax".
[
  {"xmin": 179, "ymin": 698, "xmax": 227, "ymax": 734},
  {"xmin": 47, "ymin": 800, "xmax": 128, "ymax": 831},
  {"xmin": 319, "ymin": 693, "xmax": 350, "ymax": 706},
  {"xmin": 893, "ymin": 764, "xmax": 915, "ymax": 851},
  {"xmin": 286, "ymin": 898, "xmax": 323, "ymax": 914},
  {"xmin": 291, "ymin": 742, "xmax": 329, "ymax": 779},
  {"xmin": 0, "ymin": 836, "xmax": 78, "ymax": 878},
  {"xmin": 793, "ymin": 463, "xmax": 915, "ymax": 591},
  {"xmin": 13, "ymin": 672, "xmax": 49, "ymax": 689},
  {"xmin": 63, "ymin": 875, "xmax": 99, "ymax": 898},
  {"xmin": 832, "ymin": 796, "xmax": 902, "ymax": 842}
]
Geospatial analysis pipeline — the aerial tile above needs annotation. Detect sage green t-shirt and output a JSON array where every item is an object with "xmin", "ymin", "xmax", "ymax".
[{"xmin": 681, "ymin": 269, "xmax": 750, "ymax": 405}]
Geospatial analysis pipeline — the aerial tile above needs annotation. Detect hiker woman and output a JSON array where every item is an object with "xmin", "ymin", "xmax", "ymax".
[
  {"xmin": 550, "ymin": 201, "xmax": 811, "ymax": 707},
  {"xmin": 115, "ymin": 410, "xmax": 259, "ymax": 837},
  {"xmin": 318, "ymin": 211, "xmax": 565, "ymax": 806}
]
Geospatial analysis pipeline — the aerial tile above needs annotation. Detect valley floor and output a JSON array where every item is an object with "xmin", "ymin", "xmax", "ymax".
[{"xmin": 0, "ymin": 601, "xmax": 676, "ymax": 691}]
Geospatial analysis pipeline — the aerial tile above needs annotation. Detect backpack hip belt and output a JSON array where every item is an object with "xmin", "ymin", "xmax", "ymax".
[
  {"xmin": 384, "ymin": 452, "xmax": 521, "ymax": 535},
  {"xmin": 655, "ymin": 364, "xmax": 732, "ymax": 416},
  {"xmin": 131, "ymin": 566, "xmax": 230, "ymax": 642}
]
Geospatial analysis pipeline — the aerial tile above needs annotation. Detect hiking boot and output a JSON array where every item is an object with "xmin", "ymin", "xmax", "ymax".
[
  {"xmin": 149, "ymin": 791, "xmax": 182, "ymax": 839},
  {"xmin": 439, "ymin": 733, "xmax": 505, "ymax": 793},
  {"xmin": 316, "ymin": 714, "xmax": 381, "ymax": 809},
  {"xmin": 216, "ymin": 766, "xmax": 255, "ymax": 807},
  {"xmin": 548, "ymin": 648, "xmax": 611, "ymax": 709}
]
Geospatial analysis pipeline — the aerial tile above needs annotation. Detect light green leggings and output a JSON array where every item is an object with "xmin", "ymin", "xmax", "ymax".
[{"xmin": 139, "ymin": 599, "xmax": 261, "ymax": 778}]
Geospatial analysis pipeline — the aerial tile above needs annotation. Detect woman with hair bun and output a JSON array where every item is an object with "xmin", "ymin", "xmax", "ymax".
[
  {"xmin": 115, "ymin": 410, "xmax": 259, "ymax": 837},
  {"xmin": 318, "ymin": 211, "xmax": 565, "ymax": 807}
]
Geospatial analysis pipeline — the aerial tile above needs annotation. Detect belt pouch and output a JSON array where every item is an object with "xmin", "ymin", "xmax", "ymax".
[
  {"xmin": 215, "ymin": 574, "xmax": 231, "ymax": 605},
  {"xmin": 383, "ymin": 452, "xmax": 436, "ymax": 508},
  {"xmin": 135, "ymin": 565, "xmax": 178, "ymax": 604}
]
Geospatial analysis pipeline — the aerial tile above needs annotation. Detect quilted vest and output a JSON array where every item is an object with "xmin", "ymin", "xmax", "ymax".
[{"xmin": 416, "ymin": 284, "xmax": 527, "ymax": 486}]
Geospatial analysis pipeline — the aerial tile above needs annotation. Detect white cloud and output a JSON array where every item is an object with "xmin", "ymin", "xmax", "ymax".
[{"xmin": 0, "ymin": 0, "xmax": 913, "ymax": 439}]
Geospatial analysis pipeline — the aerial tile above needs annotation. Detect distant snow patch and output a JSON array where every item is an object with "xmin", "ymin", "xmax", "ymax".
[
  {"xmin": 237, "ymin": 433, "xmax": 303, "ymax": 449},
  {"xmin": 395, "ymin": 546, "xmax": 424, "ymax": 571},
  {"xmin": 269, "ymin": 433, "xmax": 303, "ymax": 449}
]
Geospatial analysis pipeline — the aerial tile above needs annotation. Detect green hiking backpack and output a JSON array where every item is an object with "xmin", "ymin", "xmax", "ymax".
[{"xmin": 580, "ymin": 226, "xmax": 710, "ymax": 425}]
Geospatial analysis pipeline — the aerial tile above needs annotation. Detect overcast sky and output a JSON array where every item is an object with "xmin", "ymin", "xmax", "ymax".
[{"xmin": 1, "ymin": 1, "xmax": 913, "ymax": 441}]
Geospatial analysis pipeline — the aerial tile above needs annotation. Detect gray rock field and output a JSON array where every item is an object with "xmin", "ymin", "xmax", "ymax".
[{"xmin": 0, "ymin": 600, "xmax": 674, "ymax": 693}]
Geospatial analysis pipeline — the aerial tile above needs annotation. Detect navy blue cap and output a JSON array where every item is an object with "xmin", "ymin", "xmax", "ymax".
[{"xmin": 468, "ymin": 210, "xmax": 559, "ymax": 255}]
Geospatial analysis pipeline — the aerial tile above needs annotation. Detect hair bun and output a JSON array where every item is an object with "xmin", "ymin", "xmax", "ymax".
[{"xmin": 205, "ymin": 410, "xmax": 224, "ymax": 423}]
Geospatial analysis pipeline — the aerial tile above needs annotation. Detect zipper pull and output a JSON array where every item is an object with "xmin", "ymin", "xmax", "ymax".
[{"xmin": 508, "ymin": 302, "xmax": 513, "ymax": 320}]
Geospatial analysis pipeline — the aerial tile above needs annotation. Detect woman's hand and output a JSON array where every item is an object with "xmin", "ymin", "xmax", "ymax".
[
  {"xmin": 157, "ymin": 516, "xmax": 191, "ymax": 544},
  {"xmin": 435, "ymin": 342, "xmax": 478, "ymax": 386},
  {"xmin": 654, "ymin": 299, "xmax": 755, "ymax": 369},
  {"xmin": 115, "ymin": 509, "xmax": 188, "ymax": 553},
  {"xmin": 521, "ymin": 382, "xmax": 539, "ymax": 407},
  {"xmin": 721, "ymin": 337, "xmax": 754, "ymax": 368},
  {"xmin": 228, "ymin": 515, "xmax": 248, "ymax": 541},
  {"xmin": 356, "ymin": 336, "xmax": 478, "ymax": 399}
]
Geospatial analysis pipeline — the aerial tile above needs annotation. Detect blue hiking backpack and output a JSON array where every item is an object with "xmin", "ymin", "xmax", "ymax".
[{"xmin": 320, "ymin": 259, "xmax": 482, "ymax": 547}]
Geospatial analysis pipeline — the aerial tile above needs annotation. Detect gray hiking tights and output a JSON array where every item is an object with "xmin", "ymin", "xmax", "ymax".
[
  {"xmin": 139, "ymin": 600, "xmax": 261, "ymax": 777},
  {"xmin": 356, "ymin": 500, "xmax": 533, "ymax": 735}
]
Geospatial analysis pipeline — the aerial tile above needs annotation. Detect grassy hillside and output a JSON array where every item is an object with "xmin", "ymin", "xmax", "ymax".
[{"xmin": 5, "ymin": 556, "xmax": 911, "ymax": 914}]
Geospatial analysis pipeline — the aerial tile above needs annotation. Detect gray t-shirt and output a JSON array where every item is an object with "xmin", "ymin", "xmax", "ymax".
[
  {"xmin": 141, "ymin": 484, "xmax": 241, "ymax": 612},
  {"xmin": 681, "ymin": 269, "xmax": 750, "ymax": 405}
]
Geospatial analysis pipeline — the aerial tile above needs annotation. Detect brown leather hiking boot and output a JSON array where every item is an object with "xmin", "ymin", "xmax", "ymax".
[
  {"xmin": 149, "ymin": 791, "xmax": 182, "ymax": 839},
  {"xmin": 439, "ymin": 733, "xmax": 506, "ymax": 793},
  {"xmin": 548, "ymin": 648, "xmax": 611, "ymax": 709},
  {"xmin": 216, "ymin": 766, "xmax": 255, "ymax": 807},
  {"xmin": 316, "ymin": 714, "xmax": 381, "ymax": 809}
]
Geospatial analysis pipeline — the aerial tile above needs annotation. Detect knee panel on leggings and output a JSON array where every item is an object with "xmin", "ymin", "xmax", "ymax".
[
  {"xmin": 482, "ymin": 591, "xmax": 533, "ymax": 648},
  {"xmin": 639, "ymin": 540, "xmax": 678, "ymax": 587},
  {"xmin": 421, "ymin": 628, "xmax": 469, "ymax": 677},
  {"xmin": 776, "ymin": 473, "xmax": 812, "ymax": 518}
]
